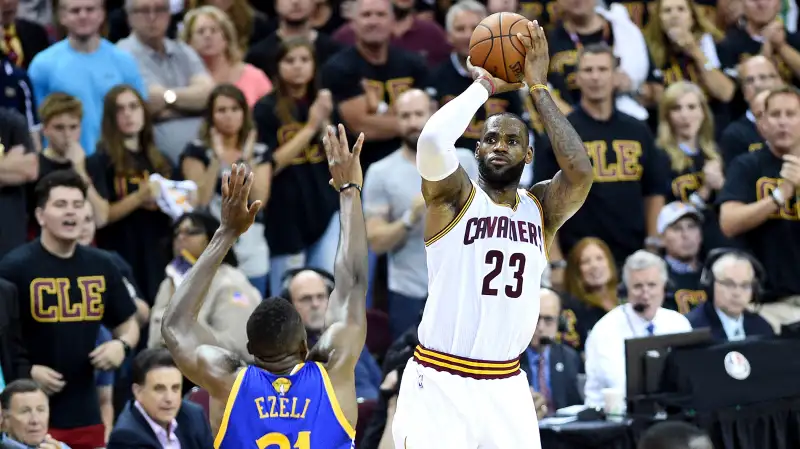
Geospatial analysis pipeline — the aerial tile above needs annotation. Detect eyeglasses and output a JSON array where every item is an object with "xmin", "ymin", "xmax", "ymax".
[
  {"xmin": 715, "ymin": 278, "xmax": 754, "ymax": 292},
  {"xmin": 538, "ymin": 315, "xmax": 557, "ymax": 325}
]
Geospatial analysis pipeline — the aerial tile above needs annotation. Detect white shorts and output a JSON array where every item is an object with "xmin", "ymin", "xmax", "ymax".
[{"xmin": 391, "ymin": 347, "xmax": 542, "ymax": 449}]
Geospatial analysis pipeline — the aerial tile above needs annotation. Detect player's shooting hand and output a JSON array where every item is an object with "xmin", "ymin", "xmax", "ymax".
[
  {"xmin": 90, "ymin": 339, "xmax": 126, "ymax": 370},
  {"xmin": 516, "ymin": 20, "xmax": 550, "ymax": 86},
  {"xmin": 31, "ymin": 365, "xmax": 66, "ymax": 395},
  {"xmin": 324, "ymin": 123, "xmax": 365, "ymax": 190},
  {"xmin": 220, "ymin": 163, "xmax": 263, "ymax": 237},
  {"xmin": 466, "ymin": 57, "xmax": 524, "ymax": 95}
]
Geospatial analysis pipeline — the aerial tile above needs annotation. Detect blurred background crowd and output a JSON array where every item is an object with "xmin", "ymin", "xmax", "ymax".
[{"xmin": 0, "ymin": 0, "xmax": 797, "ymax": 446}]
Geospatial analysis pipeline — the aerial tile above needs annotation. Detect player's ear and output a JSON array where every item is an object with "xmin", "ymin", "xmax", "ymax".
[
  {"xmin": 474, "ymin": 141, "xmax": 480, "ymax": 159},
  {"xmin": 526, "ymin": 146, "xmax": 533, "ymax": 164}
]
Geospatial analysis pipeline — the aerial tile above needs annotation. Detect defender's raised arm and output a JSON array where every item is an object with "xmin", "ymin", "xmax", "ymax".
[
  {"xmin": 521, "ymin": 21, "xmax": 593, "ymax": 246},
  {"xmin": 417, "ymin": 59, "xmax": 523, "ymax": 239}
]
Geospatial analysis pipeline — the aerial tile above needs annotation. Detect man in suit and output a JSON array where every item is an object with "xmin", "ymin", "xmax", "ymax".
[
  {"xmin": 0, "ymin": 0, "xmax": 50, "ymax": 69},
  {"xmin": 521, "ymin": 288, "xmax": 584, "ymax": 418},
  {"xmin": 107, "ymin": 348, "xmax": 213, "ymax": 449},
  {"xmin": 686, "ymin": 252, "xmax": 774, "ymax": 342}
]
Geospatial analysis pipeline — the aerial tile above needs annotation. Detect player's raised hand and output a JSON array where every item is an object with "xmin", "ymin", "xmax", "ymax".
[
  {"xmin": 220, "ymin": 163, "xmax": 262, "ymax": 237},
  {"xmin": 517, "ymin": 20, "xmax": 550, "ymax": 87},
  {"xmin": 466, "ymin": 57, "xmax": 525, "ymax": 95},
  {"xmin": 324, "ymin": 123, "xmax": 365, "ymax": 190}
]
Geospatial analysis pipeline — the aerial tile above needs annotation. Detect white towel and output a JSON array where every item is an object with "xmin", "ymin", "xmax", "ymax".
[
  {"xmin": 149, "ymin": 174, "xmax": 197, "ymax": 222},
  {"xmin": 597, "ymin": 4, "xmax": 651, "ymax": 120}
]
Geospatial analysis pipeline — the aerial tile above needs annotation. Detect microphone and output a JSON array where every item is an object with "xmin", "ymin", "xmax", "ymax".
[{"xmin": 632, "ymin": 303, "xmax": 648, "ymax": 313}]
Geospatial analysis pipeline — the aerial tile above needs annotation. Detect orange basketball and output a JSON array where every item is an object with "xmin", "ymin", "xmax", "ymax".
[{"xmin": 469, "ymin": 12, "xmax": 529, "ymax": 83}]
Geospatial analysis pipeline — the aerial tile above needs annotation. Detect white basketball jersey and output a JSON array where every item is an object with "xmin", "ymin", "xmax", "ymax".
[{"xmin": 418, "ymin": 182, "xmax": 548, "ymax": 361}]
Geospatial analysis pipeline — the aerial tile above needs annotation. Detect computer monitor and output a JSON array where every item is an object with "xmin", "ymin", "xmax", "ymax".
[{"xmin": 625, "ymin": 329, "xmax": 712, "ymax": 407}]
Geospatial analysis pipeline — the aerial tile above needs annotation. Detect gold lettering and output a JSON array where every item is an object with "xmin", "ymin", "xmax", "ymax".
[
  {"xmin": 756, "ymin": 177, "xmax": 799, "ymax": 220},
  {"xmin": 671, "ymin": 173, "xmax": 701, "ymax": 203},
  {"xmin": 674, "ymin": 289, "xmax": 707, "ymax": 314},
  {"xmin": 279, "ymin": 397, "xmax": 290, "ymax": 417},
  {"xmin": 268, "ymin": 396, "xmax": 277, "ymax": 417},
  {"xmin": 289, "ymin": 397, "xmax": 301, "ymax": 418},
  {"xmin": 277, "ymin": 124, "xmax": 324, "ymax": 166},
  {"xmin": 299, "ymin": 398, "xmax": 311, "ymax": 419},
  {"xmin": 29, "ymin": 277, "xmax": 106, "ymax": 323},
  {"xmin": 255, "ymin": 397, "xmax": 269, "ymax": 418},
  {"xmin": 748, "ymin": 142, "xmax": 763, "ymax": 152},
  {"xmin": 583, "ymin": 140, "xmax": 643, "ymax": 182}
]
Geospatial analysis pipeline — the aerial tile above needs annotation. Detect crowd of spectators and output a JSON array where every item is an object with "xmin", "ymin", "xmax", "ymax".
[{"xmin": 0, "ymin": 0, "xmax": 798, "ymax": 447}]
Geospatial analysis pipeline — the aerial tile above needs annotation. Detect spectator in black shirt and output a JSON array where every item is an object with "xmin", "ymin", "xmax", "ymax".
[
  {"xmin": 719, "ymin": 56, "xmax": 782, "ymax": 167},
  {"xmin": 426, "ymin": 0, "xmax": 526, "ymax": 150},
  {"xmin": 253, "ymin": 37, "xmax": 340, "ymax": 296},
  {"xmin": 27, "ymin": 93, "xmax": 110, "ymax": 238},
  {"xmin": 0, "ymin": 107, "xmax": 38, "ymax": 257},
  {"xmin": 657, "ymin": 201, "xmax": 705, "ymax": 313},
  {"xmin": 246, "ymin": 0, "xmax": 344, "ymax": 82},
  {"xmin": 719, "ymin": 86, "xmax": 800, "ymax": 333},
  {"xmin": 0, "ymin": 278, "xmax": 28, "ymax": 385},
  {"xmin": 534, "ymin": 43, "xmax": 670, "ymax": 269},
  {"xmin": 656, "ymin": 81, "xmax": 732, "ymax": 250},
  {"xmin": 0, "ymin": 170, "xmax": 138, "ymax": 449},
  {"xmin": 321, "ymin": 0, "xmax": 428, "ymax": 170},
  {"xmin": 560, "ymin": 237, "xmax": 620, "ymax": 351},
  {"xmin": 86, "ymin": 85, "xmax": 174, "ymax": 303},
  {"xmin": 180, "ymin": 84, "xmax": 272, "ymax": 294}
]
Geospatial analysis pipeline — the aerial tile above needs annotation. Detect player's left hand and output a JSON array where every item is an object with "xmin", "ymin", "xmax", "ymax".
[
  {"xmin": 516, "ymin": 20, "xmax": 550, "ymax": 87},
  {"xmin": 324, "ymin": 123, "xmax": 364, "ymax": 190},
  {"xmin": 220, "ymin": 163, "xmax": 263, "ymax": 237},
  {"xmin": 89, "ymin": 339, "xmax": 126, "ymax": 370}
]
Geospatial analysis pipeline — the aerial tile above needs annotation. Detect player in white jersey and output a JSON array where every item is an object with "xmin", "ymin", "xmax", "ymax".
[{"xmin": 391, "ymin": 21, "xmax": 594, "ymax": 449}]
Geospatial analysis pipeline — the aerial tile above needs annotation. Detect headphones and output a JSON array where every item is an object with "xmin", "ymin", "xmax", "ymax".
[
  {"xmin": 541, "ymin": 287, "xmax": 569, "ymax": 332},
  {"xmin": 279, "ymin": 267, "xmax": 335, "ymax": 302},
  {"xmin": 699, "ymin": 248, "xmax": 766, "ymax": 303}
]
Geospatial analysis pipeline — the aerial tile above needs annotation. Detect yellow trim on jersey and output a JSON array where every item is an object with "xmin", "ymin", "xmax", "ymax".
[
  {"xmin": 291, "ymin": 363, "xmax": 305, "ymax": 374},
  {"xmin": 488, "ymin": 192, "xmax": 521, "ymax": 211},
  {"xmin": 413, "ymin": 351, "xmax": 521, "ymax": 376},
  {"xmin": 316, "ymin": 362, "xmax": 357, "ymax": 440},
  {"xmin": 415, "ymin": 346, "xmax": 519, "ymax": 368},
  {"xmin": 525, "ymin": 191, "xmax": 549, "ymax": 261},
  {"xmin": 213, "ymin": 367, "xmax": 247, "ymax": 449},
  {"xmin": 424, "ymin": 184, "xmax": 476, "ymax": 247}
]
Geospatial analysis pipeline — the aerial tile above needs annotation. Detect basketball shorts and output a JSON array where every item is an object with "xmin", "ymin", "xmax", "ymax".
[{"xmin": 391, "ymin": 345, "xmax": 542, "ymax": 449}]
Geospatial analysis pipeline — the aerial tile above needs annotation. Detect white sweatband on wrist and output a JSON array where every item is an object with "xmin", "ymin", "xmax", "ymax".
[{"xmin": 416, "ymin": 83, "xmax": 489, "ymax": 181}]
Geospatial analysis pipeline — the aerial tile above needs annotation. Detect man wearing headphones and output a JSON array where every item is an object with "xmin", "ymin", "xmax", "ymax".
[
  {"xmin": 521, "ymin": 288, "xmax": 584, "ymax": 418},
  {"xmin": 686, "ymin": 250, "xmax": 774, "ymax": 342}
]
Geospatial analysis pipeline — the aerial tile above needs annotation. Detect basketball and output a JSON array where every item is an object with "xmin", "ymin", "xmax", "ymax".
[{"xmin": 469, "ymin": 12, "xmax": 529, "ymax": 83}]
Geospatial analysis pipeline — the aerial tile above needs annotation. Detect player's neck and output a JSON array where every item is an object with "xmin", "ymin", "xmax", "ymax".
[
  {"xmin": 580, "ymin": 97, "xmax": 613, "ymax": 121},
  {"xmin": 40, "ymin": 231, "xmax": 78, "ymax": 259},
  {"xmin": 356, "ymin": 40, "xmax": 388, "ymax": 65},
  {"xmin": 478, "ymin": 179, "xmax": 518, "ymax": 206},
  {"xmin": 256, "ymin": 355, "xmax": 306, "ymax": 375}
]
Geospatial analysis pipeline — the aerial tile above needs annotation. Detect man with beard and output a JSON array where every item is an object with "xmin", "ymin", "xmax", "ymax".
[
  {"xmin": 246, "ymin": 0, "xmax": 344, "ymax": 81},
  {"xmin": 362, "ymin": 89, "xmax": 477, "ymax": 339},
  {"xmin": 390, "ymin": 22, "xmax": 593, "ymax": 449}
]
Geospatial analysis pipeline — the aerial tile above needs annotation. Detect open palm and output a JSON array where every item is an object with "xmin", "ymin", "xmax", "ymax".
[{"xmin": 220, "ymin": 164, "xmax": 262, "ymax": 237}]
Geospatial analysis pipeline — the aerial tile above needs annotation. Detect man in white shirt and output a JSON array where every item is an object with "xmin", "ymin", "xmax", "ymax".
[
  {"xmin": 583, "ymin": 250, "xmax": 693, "ymax": 408},
  {"xmin": 685, "ymin": 251, "xmax": 774, "ymax": 342}
]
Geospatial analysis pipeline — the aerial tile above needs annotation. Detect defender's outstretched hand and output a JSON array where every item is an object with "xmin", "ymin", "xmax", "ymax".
[
  {"xmin": 220, "ymin": 163, "xmax": 262, "ymax": 237},
  {"xmin": 324, "ymin": 123, "xmax": 365, "ymax": 190},
  {"xmin": 466, "ymin": 57, "xmax": 525, "ymax": 95},
  {"xmin": 517, "ymin": 20, "xmax": 550, "ymax": 87}
]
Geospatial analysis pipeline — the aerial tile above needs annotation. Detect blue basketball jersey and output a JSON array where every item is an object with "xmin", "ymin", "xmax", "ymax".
[{"xmin": 214, "ymin": 362, "xmax": 355, "ymax": 449}]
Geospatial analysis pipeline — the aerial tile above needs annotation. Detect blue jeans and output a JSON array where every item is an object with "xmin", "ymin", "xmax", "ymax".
[
  {"xmin": 387, "ymin": 290, "xmax": 426, "ymax": 341},
  {"xmin": 269, "ymin": 212, "xmax": 340, "ymax": 297}
]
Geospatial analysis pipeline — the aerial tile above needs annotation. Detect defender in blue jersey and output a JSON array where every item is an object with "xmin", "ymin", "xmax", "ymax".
[{"xmin": 160, "ymin": 124, "xmax": 369, "ymax": 449}]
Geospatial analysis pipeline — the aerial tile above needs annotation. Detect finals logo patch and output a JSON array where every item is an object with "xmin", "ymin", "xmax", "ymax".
[{"xmin": 272, "ymin": 378, "xmax": 292, "ymax": 395}]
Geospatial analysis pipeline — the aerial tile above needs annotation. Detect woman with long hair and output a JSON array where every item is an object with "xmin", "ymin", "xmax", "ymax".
[
  {"xmin": 656, "ymin": 81, "xmax": 731, "ymax": 250},
  {"xmin": 560, "ymin": 237, "xmax": 620, "ymax": 351},
  {"xmin": 182, "ymin": 5, "xmax": 272, "ymax": 107},
  {"xmin": 185, "ymin": 0, "xmax": 270, "ymax": 51},
  {"xmin": 180, "ymin": 83, "xmax": 272, "ymax": 294},
  {"xmin": 252, "ymin": 37, "xmax": 337, "ymax": 296},
  {"xmin": 86, "ymin": 84, "xmax": 175, "ymax": 302},
  {"xmin": 643, "ymin": 0, "xmax": 734, "ymax": 107}
]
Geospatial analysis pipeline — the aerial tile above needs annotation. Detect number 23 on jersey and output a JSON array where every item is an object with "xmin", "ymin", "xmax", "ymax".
[{"xmin": 481, "ymin": 251, "xmax": 527, "ymax": 298}]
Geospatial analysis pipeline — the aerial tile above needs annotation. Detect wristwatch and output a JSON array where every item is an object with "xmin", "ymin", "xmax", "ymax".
[
  {"xmin": 115, "ymin": 338, "xmax": 132, "ymax": 357},
  {"xmin": 163, "ymin": 89, "xmax": 177, "ymax": 106},
  {"xmin": 771, "ymin": 188, "xmax": 786, "ymax": 207},
  {"xmin": 549, "ymin": 260, "xmax": 567, "ymax": 270}
]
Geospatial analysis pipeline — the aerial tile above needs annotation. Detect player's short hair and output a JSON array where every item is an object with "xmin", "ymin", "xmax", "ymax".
[
  {"xmin": 763, "ymin": 85, "xmax": 800, "ymax": 112},
  {"xmin": 131, "ymin": 348, "xmax": 178, "ymax": 386},
  {"xmin": 34, "ymin": 169, "xmax": 88, "ymax": 209},
  {"xmin": 483, "ymin": 112, "xmax": 529, "ymax": 145},
  {"xmin": 39, "ymin": 93, "xmax": 83, "ymax": 125},
  {"xmin": 0, "ymin": 379, "xmax": 44, "ymax": 411},
  {"xmin": 445, "ymin": 0, "xmax": 487, "ymax": 34},
  {"xmin": 577, "ymin": 42, "xmax": 619, "ymax": 69},
  {"xmin": 637, "ymin": 421, "xmax": 712, "ymax": 449},
  {"xmin": 247, "ymin": 297, "xmax": 306, "ymax": 358}
]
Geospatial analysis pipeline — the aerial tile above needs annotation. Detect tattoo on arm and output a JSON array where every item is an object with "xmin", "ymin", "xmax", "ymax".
[
  {"xmin": 421, "ymin": 167, "xmax": 472, "ymax": 211},
  {"xmin": 529, "ymin": 89, "xmax": 593, "ymax": 235}
]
